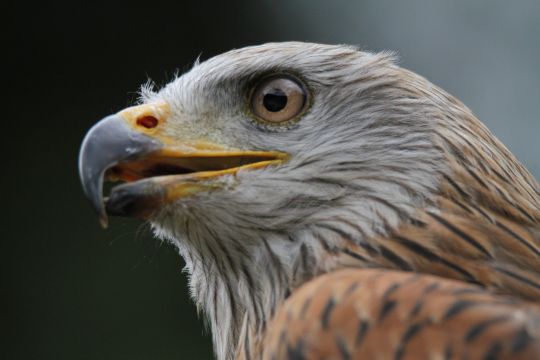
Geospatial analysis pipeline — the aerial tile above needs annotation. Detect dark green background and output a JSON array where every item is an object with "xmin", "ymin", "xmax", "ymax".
[{"xmin": 7, "ymin": 1, "xmax": 539, "ymax": 359}]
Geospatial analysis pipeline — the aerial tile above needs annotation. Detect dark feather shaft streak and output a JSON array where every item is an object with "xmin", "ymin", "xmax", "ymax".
[{"xmin": 261, "ymin": 269, "xmax": 540, "ymax": 360}]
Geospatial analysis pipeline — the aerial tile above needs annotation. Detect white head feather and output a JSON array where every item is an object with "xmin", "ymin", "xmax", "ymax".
[{"xmin": 141, "ymin": 42, "xmax": 455, "ymax": 359}]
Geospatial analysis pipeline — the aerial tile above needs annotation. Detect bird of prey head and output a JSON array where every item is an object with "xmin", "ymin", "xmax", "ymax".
[{"xmin": 79, "ymin": 42, "xmax": 540, "ymax": 360}]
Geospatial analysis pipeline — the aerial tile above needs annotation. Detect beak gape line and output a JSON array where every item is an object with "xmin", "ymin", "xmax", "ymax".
[{"xmin": 78, "ymin": 104, "xmax": 288, "ymax": 228}]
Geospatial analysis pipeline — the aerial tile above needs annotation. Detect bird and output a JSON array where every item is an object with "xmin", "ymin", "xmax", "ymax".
[{"xmin": 78, "ymin": 42, "xmax": 540, "ymax": 359}]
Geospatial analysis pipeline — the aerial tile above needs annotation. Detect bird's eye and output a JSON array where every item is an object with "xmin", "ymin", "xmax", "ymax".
[{"xmin": 250, "ymin": 76, "xmax": 307, "ymax": 123}]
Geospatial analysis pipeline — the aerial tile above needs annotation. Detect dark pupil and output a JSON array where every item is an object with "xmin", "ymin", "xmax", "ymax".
[{"xmin": 263, "ymin": 88, "xmax": 287, "ymax": 112}]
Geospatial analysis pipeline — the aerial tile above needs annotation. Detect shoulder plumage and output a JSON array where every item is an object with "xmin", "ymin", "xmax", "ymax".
[{"xmin": 259, "ymin": 268, "xmax": 540, "ymax": 360}]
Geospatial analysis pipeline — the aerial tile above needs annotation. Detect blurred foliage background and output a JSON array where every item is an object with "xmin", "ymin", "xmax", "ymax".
[{"xmin": 6, "ymin": 1, "xmax": 539, "ymax": 359}]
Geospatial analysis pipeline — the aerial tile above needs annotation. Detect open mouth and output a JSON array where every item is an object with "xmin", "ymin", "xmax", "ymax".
[
  {"xmin": 78, "ymin": 106, "xmax": 287, "ymax": 227},
  {"xmin": 101, "ymin": 150, "xmax": 286, "ymax": 225},
  {"xmin": 105, "ymin": 151, "xmax": 286, "ymax": 184},
  {"xmin": 99, "ymin": 150, "xmax": 287, "ymax": 226}
]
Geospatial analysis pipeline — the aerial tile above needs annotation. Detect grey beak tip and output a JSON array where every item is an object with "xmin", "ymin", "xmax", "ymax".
[{"xmin": 78, "ymin": 114, "xmax": 162, "ymax": 225}]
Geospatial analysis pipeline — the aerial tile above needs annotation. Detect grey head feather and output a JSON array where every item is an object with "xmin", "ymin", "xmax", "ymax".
[{"xmin": 142, "ymin": 42, "xmax": 450, "ymax": 360}]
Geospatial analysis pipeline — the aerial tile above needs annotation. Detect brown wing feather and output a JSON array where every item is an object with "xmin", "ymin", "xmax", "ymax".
[
  {"xmin": 391, "ymin": 158, "xmax": 540, "ymax": 300},
  {"xmin": 258, "ymin": 76, "xmax": 540, "ymax": 358},
  {"xmin": 331, "ymin": 159, "xmax": 540, "ymax": 302},
  {"xmin": 376, "ymin": 204, "xmax": 540, "ymax": 301},
  {"xmin": 261, "ymin": 269, "xmax": 540, "ymax": 360}
]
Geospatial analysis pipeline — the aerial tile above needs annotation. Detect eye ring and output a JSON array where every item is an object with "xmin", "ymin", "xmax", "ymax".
[{"xmin": 249, "ymin": 74, "xmax": 309, "ymax": 125}]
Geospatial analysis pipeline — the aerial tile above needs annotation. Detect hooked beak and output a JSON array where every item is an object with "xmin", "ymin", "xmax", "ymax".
[{"xmin": 78, "ymin": 102, "xmax": 287, "ymax": 227}]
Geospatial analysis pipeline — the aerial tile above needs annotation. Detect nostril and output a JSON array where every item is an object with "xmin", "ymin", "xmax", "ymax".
[{"xmin": 137, "ymin": 115, "xmax": 159, "ymax": 129}]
